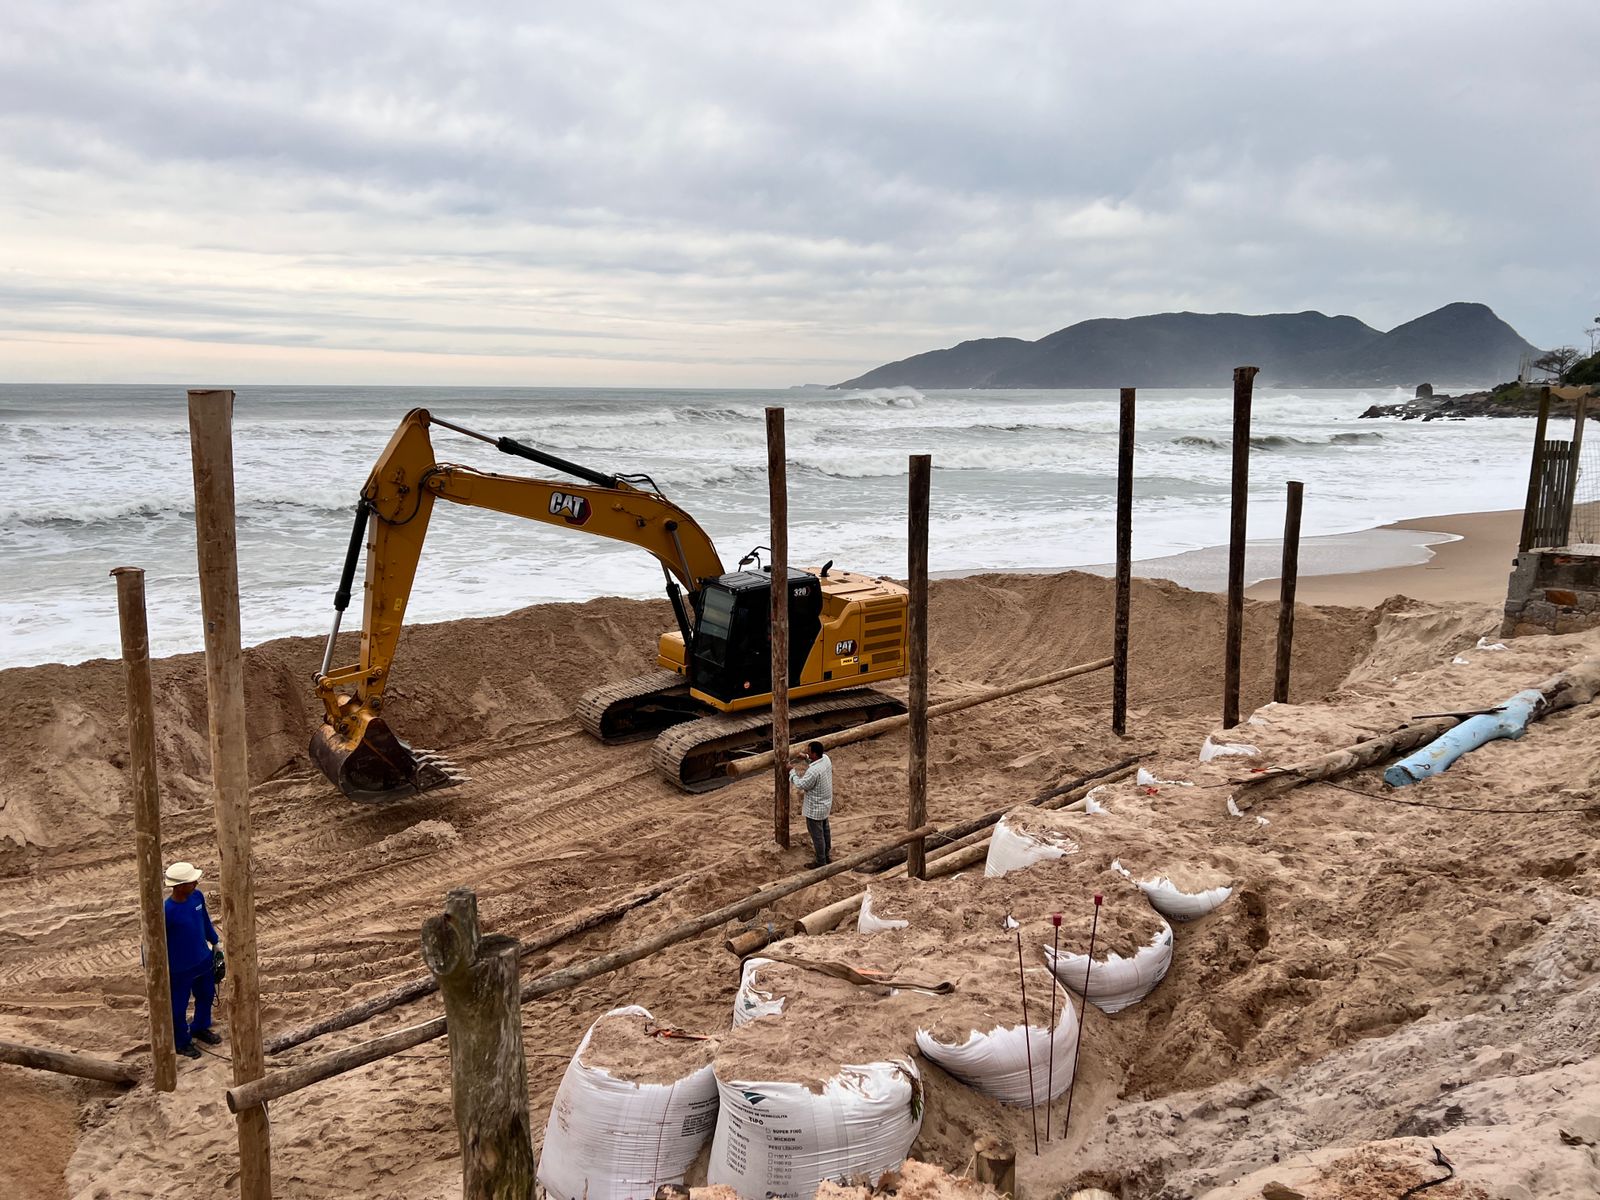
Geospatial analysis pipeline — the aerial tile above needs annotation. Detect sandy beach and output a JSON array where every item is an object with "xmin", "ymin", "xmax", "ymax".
[
  {"xmin": 2, "ymin": 556, "xmax": 1597, "ymax": 1199},
  {"xmin": 1245, "ymin": 509, "xmax": 1522, "ymax": 607},
  {"xmin": 940, "ymin": 507, "xmax": 1523, "ymax": 611}
]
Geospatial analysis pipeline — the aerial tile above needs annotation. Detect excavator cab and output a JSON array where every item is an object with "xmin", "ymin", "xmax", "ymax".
[{"xmin": 689, "ymin": 571, "xmax": 823, "ymax": 704}]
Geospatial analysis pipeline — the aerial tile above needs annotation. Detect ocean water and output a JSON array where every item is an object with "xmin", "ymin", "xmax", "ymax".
[{"xmin": 1, "ymin": 382, "xmax": 1545, "ymax": 668}]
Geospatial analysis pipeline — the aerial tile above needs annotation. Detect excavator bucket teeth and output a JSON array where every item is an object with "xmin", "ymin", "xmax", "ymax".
[{"xmin": 310, "ymin": 719, "xmax": 462, "ymax": 803}]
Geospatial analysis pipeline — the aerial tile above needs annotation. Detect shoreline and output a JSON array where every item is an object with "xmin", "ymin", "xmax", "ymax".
[
  {"xmin": 1244, "ymin": 509, "xmax": 1519, "ymax": 607},
  {"xmin": 934, "ymin": 508, "xmax": 1520, "ymax": 608},
  {"xmin": 0, "ymin": 510, "xmax": 1521, "ymax": 673}
]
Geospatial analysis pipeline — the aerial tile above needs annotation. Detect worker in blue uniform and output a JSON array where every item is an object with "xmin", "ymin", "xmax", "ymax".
[{"xmin": 163, "ymin": 861, "xmax": 223, "ymax": 1059}]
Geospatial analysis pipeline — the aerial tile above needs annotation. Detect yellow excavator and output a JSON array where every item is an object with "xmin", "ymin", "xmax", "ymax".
[{"xmin": 311, "ymin": 408, "xmax": 909, "ymax": 799}]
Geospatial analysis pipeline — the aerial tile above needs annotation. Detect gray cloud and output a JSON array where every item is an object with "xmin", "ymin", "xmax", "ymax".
[{"xmin": 2, "ymin": 0, "xmax": 1596, "ymax": 384}]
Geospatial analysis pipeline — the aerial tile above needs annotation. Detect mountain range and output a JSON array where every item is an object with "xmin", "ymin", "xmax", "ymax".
[{"xmin": 836, "ymin": 302, "xmax": 1540, "ymax": 389}]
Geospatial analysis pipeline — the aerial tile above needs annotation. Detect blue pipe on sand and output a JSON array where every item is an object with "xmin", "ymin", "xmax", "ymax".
[{"xmin": 1383, "ymin": 689, "xmax": 1545, "ymax": 788}]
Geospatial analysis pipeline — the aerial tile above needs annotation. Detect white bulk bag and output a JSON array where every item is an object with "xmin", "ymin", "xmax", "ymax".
[
  {"xmin": 708, "ymin": 1058, "xmax": 922, "ymax": 1200},
  {"xmin": 914, "ymin": 974, "xmax": 1078, "ymax": 1105},
  {"xmin": 1198, "ymin": 735, "xmax": 1259, "ymax": 762},
  {"xmin": 1135, "ymin": 767, "xmax": 1193, "ymax": 788},
  {"xmin": 733, "ymin": 957, "xmax": 787, "ymax": 1027},
  {"xmin": 984, "ymin": 812, "xmax": 1076, "ymax": 877},
  {"xmin": 1135, "ymin": 875, "xmax": 1232, "ymax": 922},
  {"xmin": 537, "ymin": 1005, "xmax": 719, "ymax": 1200},
  {"xmin": 1044, "ymin": 919, "xmax": 1174, "ymax": 1014},
  {"xmin": 1110, "ymin": 858, "xmax": 1232, "ymax": 923},
  {"xmin": 857, "ymin": 887, "xmax": 910, "ymax": 935}
]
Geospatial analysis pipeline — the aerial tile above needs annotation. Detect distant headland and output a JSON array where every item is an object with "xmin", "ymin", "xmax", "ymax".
[{"xmin": 836, "ymin": 302, "xmax": 1541, "ymax": 390}]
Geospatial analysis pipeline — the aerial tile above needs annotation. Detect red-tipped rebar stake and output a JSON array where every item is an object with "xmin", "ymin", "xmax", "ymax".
[
  {"xmin": 1045, "ymin": 911, "xmax": 1063, "ymax": 1141},
  {"xmin": 1014, "ymin": 927, "xmax": 1040, "ymax": 1155},
  {"xmin": 1061, "ymin": 893, "xmax": 1102, "ymax": 1143}
]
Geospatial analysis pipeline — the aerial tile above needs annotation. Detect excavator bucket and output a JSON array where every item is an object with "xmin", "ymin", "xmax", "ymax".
[{"xmin": 310, "ymin": 718, "xmax": 465, "ymax": 802}]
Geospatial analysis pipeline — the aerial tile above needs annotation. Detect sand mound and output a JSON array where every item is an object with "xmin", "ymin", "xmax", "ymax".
[
  {"xmin": 26, "ymin": 569, "xmax": 1564, "ymax": 1200},
  {"xmin": 581, "ymin": 1006, "xmax": 718, "ymax": 1084}
]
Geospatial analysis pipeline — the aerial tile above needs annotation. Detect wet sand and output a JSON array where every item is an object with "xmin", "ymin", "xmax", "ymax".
[{"xmin": 1244, "ymin": 509, "xmax": 1519, "ymax": 607}]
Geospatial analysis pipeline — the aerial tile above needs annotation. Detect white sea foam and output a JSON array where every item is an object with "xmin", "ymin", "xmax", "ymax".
[{"xmin": 1, "ymin": 382, "xmax": 1540, "ymax": 667}]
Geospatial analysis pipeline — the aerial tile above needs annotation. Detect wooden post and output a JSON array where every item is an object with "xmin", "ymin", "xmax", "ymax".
[
  {"xmin": 767, "ymin": 407, "xmax": 791, "ymax": 850},
  {"xmin": 421, "ymin": 889, "xmax": 535, "ymax": 1200},
  {"xmin": 973, "ymin": 1135, "xmax": 1017, "ymax": 1198},
  {"xmin": 1273, "ymin": 481, "xmax": 1304, "ymax": 705},
  {"xmin": 907, "ymin": 454, "xmax": 932, "ymax": 879},
  {"xmin": 111, "ymin": 567, "xmax": 176, "ymax": 1093},
  {"xmin": 0, "ymin": 1040, "xmax": 142, "ymax": 1086},
  {"xmin": 265, "ymin": 867, "xmax": 701, "ymax": 1056},
  {"xmin": 186, "ymin": 389, "xmax": 272, "ymax": 1199},
  {"xmin": 1223, "ymin": 366, "xmax": 1258, "ymax": 728},
  {"xmin": 1112, "ymin": 387, "xmax": 1135, "ymax": 736},
  {"xmin": 1519, "ymin": 385, "xmax": 1553, "ymax": 552}
]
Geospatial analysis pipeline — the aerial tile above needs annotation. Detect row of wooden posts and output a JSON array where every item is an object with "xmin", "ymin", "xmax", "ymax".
[
  {"xmin": 12, "ymin": 376, "xmax": 1309, "ymax": 1199},
  {"xmin": 759, "ymin": 368, "xmax": 1306, "ymax": 869}
]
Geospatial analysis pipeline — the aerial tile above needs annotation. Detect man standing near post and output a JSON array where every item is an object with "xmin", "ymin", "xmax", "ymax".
[
  {"xmin": 789, "ymin": 741, "xmax": 834, "ymax": 867},
  {"xmin": 163, "ymin": 861, "xmax": 222, "ymax": 1060}
]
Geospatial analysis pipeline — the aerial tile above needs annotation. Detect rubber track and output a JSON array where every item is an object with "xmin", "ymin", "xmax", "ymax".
[
  {"xmin": 652, "ymin": 689, "xmax": 905, "ymax": 792},
  {"xmin": 574, "ymin": 669, "xmax": 690, "ymax": 741}
]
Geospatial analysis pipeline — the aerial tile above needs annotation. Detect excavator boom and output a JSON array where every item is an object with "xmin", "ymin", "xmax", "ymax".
[{"xmin": 312, "ymin": 408, "xmax": 724, "ymax": 800}]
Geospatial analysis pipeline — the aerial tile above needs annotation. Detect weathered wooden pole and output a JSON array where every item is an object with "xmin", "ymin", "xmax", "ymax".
[
  {"xmin": 766, "ymin": 407, "xmax": 791, "ymax": 850},
  {"xmin": 186, "ymin": 389, "xmax": 272, "ymax": 1199},
  {"xmin": 1112, "ymin": 387, "xmax": 1135, "ymax": 736},
  {"xmin": 226, "ymin": 822, "xmax": 938, "ymax": 1113},
  {"xmin": 907, "ymin": 454, "xmax": 932, "ymax": 879},
  {"xmin": 0, "ymin": 1040, "xmax": 142, "ymax": 1086},
  {"xmin": 111, "ymin": 566, "xmax": 176, "ymax": 1093},
  {"xmin": 1273, "ymin": 480, "xmax": 1304, "ymax": 705},
  {"xmin": 1518, "ymin": 385, "xmax": 1552, "ymax": 552},
  {"xmin": 973, "ymin": 1135, "xmax": 1017, "ymax": 1198},
  {"xmin": 726, "ymin": 656, "xmax": 1113, "ymax": 779},
  {"xmin": 421, "ymin": 889, "xmax": 536, "ymax": 1200},
  {"xmin": 1223, "ymin": 366, "xmax": 1258, "ymax": 728}
]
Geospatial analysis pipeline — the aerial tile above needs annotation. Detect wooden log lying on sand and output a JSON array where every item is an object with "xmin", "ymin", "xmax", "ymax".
[
  {"xmin": 854, "ymin": 755, "xmax": 1142, "ymax": 875},
  {"xmin": 727, "ymin": 760, "xmax": 1142, "ymax": 956},
  {"xmin": 1226, "ymin": 718, "xmax": 1459, "ymax": 812},
  {"xmin": 227, "ymin": 823, "xmax": 937, "ymax": 1114},
  {"xmin": 725, "ymin": 656, "xmax": 1114, "ymax": 780},
  {"xmin": 265, "ymin": 867, "xmax": 702, "ymax": 1055},
  {"xmin": 0, "ymin": 1039, "xmax": 140, "ymax": 1086},
  {"xmin": 1229, "ymin": 655, "xmax": 1600, "ymax": 811}
]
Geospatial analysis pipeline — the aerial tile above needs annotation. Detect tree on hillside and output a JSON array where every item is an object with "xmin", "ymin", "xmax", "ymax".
[
  {"xmin": 1567, "ymin": 351, "xmax": 1600, "ymax": 388},
  {"xmin": 1531, "ymin": 345, "xmax": 1583, "ymax": 382}
]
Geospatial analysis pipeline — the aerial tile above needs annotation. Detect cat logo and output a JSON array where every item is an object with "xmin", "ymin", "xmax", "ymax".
[
  {"xmin": 834, "ymin": 639, "xmax": 857, "ymax": 656},
  {"xmin": 548, "ymin": 491, "xmax": 590, "ymax": 526}
]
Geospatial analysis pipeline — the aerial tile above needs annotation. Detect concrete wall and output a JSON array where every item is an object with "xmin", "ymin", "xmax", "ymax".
[{"xmin": 1502, "ymin": 549, "xmax": 1600, "ymax": 636}]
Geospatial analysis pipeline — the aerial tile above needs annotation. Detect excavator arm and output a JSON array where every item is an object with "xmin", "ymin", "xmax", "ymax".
[{"xmin": 312, "ymin": 407, "xmax": 725, "ymax": 799}]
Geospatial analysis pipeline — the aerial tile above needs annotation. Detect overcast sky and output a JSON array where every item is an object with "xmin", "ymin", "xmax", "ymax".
[{"xmin": 2, "ymin": 1, "xmax": 1596, "ymax": 387}]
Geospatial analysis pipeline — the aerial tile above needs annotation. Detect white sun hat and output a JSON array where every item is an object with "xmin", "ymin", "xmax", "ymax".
[{"xmin": 163, "ymin": 862, "xmax": 204, "ymax": 886}]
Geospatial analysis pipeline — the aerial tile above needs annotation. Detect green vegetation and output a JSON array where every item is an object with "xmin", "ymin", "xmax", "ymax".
[{"xmin": 1567, "ymin": 351, "xmax": 1600, "ymax": 387}]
